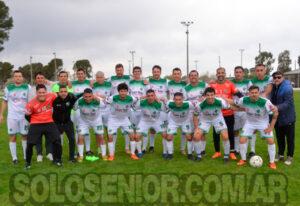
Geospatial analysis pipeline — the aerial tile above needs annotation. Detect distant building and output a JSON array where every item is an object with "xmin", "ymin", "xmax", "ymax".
[{"xmin": 284, "ymin": 69, "xmax": 300, "ymax": 88}]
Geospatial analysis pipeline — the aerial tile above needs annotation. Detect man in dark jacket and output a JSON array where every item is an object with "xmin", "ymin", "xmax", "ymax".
[
  {"xmin": 271, "ymin": 71, "xmax": 296, "ymax": 165},
  {"xmin": 53, "ymin": 85, "xmax": 81, "ymax": 163}
]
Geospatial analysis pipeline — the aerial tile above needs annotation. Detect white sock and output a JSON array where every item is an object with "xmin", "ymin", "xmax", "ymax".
[
  {"xmin": 125, "ymin": 134, "xmax": 130, "ymax": 150},
  {"xmin": 9, "ymin": 142, "xmax": 17, "ymax": 160},
  {"xmin": 150, "ymin": 134, "xmax": 155, "ymax": 147},
  {"xmin": 78, "ymin": 144, "xmax": 84, "ymax": 157},
  {"xmin": 136, "ymin": 141, "xmax": 142, "ymax": 154},
  {"xmin": 85, "ymin": 134, "xmax": 91, "ymax": 151},
  {"xmin": 166, "ymin": 141, "xmax": 173, "ymax": 154},
  {"xmin": 130, "ymin": 141, "xmax": 136, "ymax": 155},
  {"xmin": 240, "ymin": 143, "xmax": 247, "ymax": 161},
  {"xmin": 22, "ymin": 140, "xmax": 27, "ymax": 159},
  {"xmin": 201, "ymin": 140, "xmax": 206, "ymax": 153},
  {"xmin": 101, "ymin": 144, "xmax": 106, "ymax": 156},
  {"xmin": 234, "ymin": 136, "xmax": 240, "ymax": 152},
  {"xmin": 75, "ymin": 133, "xmax": 78, "ymax": 144},
  {"xmin": 187, "ymin": 141, "xmax": 193, "ymax": 155},
  {"xmin": 180, "ymin": 134, "xmax": 186, "ymax": 150},
  {"xmin": 113, "ymin": 135, "xmax": 117, "ymax": 146},
  {"xmin": 163, "ymin": 138, "xmax": 167, "ymax": 154},
  {"xmin": 223, "ymin": 141, "xmax": 230, "ymax": 156},
  {"xmin": 245, "ymin": 139, "xmax": 249, "ymax": 153},
  {"xmin": 250, "ymin": 134, "xmax": 256, "ymax": 153},
  {"xmin": 142, "ymin": 134, "xmax": 148, "ymax": 150},
  {"xmin": 194, "ymin": 141, "xmax": 202, "ymax": 156},
  {"xmin": 268, "ymin": 144, "xmax": 276, "ymax": 163},
  {"xmin": 60, "ymin": 134, "xmax": 64, "ymax": 146},
  {"xmin": 108, "ymin": 142, "xmax": 115, "ymax": 156}
]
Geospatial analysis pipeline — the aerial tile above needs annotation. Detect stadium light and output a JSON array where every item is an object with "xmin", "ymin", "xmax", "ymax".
[{"xmin": 181, "ymin": 21, "xmax": 193, "ymax": 77}]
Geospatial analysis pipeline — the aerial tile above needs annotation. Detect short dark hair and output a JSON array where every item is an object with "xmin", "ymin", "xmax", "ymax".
[
  {"xmin": 255, "ymin": 64, "xmax": 265, "ymax": 68},
  {"xmin": 117, "ymin": 83, "xmax": 128, "ymax": 91},
  {"xmin": 146, "ymin": 89, "xmax": 155, "ymax": 95},
  {"xmin": 249, "ymin": 85, "xmax": 259, "ymax": 91},
  {"xmin": 174, "ymin": 92, "xmax": 183, "ymax": 98},
  {"xmin": 77, "ymin": 68, "xmax": 85, "ymax": 73},
  {"xmin": 115, "ymin": 64, "xmax": 123, "ymax": 69},
  {"xmin": 189, "ymin": 70, "xmax": 199, "ymax": 77},
  {"xmin": 35, "ymin": 72, "xmax": 45, "ymax": 79},
  {"xmin": 13, "ymin": 70, "xmax": 22, "ymax": 75},
  {"xmin": 204, "ymin": 87, "xmax": 215, "ymax": 95},
  {"xmin": 133, "ymin": 66, "xmax": 141, "ymax": 72},
  {"xmin": 59, "ymin": 85, "xmax": 67, "ymax": 90},
  {"xmin": 272, "ymin": 71, "xmax": 283, "ymax": 77},
  {"xmin": 172, "ymin": 67, "xmax": 181, "ymax": 73},
  {"xmin": 234, "ymin": 66, "xmax": 244, "ymax": 72},
  {"xmin": 152, "ymin": 65, "xmax": 161, "ymax": 72},
  {"xmin": 216, "ymin": 67, "xmax": 225, "ymax": 72},
  {"xmin": 83, "ymin": 88, "xmax": 93, "ymax": 94},
  {"xmin": 36, "ymin": 84, "xmax": 46, "ymax": 91},
  {"xmin": 59, "ymin": 71, "xmax": 68, "ymax": 77}
]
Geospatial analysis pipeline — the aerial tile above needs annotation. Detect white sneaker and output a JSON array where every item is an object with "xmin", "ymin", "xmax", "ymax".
[
  {"xmin": 37, "ymin": 155, "xmax": 43, "ymax": 162},
  {"xmin": 284, "ymin": 157, "xmax": 293, "ymax": 165},
  {"xmin": 46, "ymin": 153, "xmax": 53, "ymax": 161}
]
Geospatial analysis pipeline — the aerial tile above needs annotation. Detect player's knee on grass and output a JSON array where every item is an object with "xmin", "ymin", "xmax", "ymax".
[
  {"xmin": 161, "ymin": 132, "xmax": 167, "ymax": 139},
  {"xmin": 9, "ymin": 135, "xmax": 17, "ymax": 142},
  {"xmin": 220, "ymin": 130, "xmax": 229, "ymax": 141},
  {"xmin": 135, "ymin": 133, "xmax": 142, "ymax": 141},
  {"xmin": 234, "ymin": 131, "xmax": 239, "ymax": 137},
  {"xmin": 167, "ymin": 135, "xmax": 173, "ymax": 141},
  {"xmin": 21, "ymin": 135, "xmax": 27, "ymax": 141},
  {"xmin": 239, "ymin": 136, "xmax": 248, "ymax": 144},
  {"xmin": 78, "ymin": 135, "xmax": 85, "ymax": 144},
  {"xmin": 129, "ymin": 133, "xmax": 135, "ymax": 141},
  {"xmin": 185, "ymin": 134, "xmax": 192, "ymax": 141},
  {"xmin": 100, "ymin": 135, "xmax": 106, "ymax": 144},
  {"xmin": 266, "ymin": 137, "xmax": 274, "ymax": 145}
]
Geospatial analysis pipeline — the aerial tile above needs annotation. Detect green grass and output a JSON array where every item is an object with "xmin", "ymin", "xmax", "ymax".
[{"xmin": 0, "ymin": 92, "xmax": 299, "ymax": 205}]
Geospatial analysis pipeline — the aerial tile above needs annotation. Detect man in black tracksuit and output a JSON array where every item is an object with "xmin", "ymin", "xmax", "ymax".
[{"xmin": 53, "ymin": 85, "xmax": 82, "ymax": 162}]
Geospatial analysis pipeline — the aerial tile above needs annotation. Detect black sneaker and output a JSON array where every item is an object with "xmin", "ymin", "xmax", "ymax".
[
  {"xmin": 224, "ymin": 158, "xmax": 229, "ymax": 164},
  {"xmin": 13, "ymin": 160, "xmax": 18, "ymax": 165},
  {"xmin": 194, "ymin": 156, "xmax": 202, "ymax": 162},
  {"xmin": 248, "ymin": 152, "xmax": 255, "ymax": 158},
  {"xmin": 142, "ymin": 149, "xmax": 147, "ymax": 154},
  {"xmin": 187, "ymin": 154, "xmax": 195, "ymax": 160},
  {"xmin": 166, "ymin": 154, "xmax": 173, "ymax": 160},
  {"xmin": 69, "ymin": 159, "xmax": 78, "ymax": 163},
  {"xmin": 86, "ymin": 151, "xmax": 94, "ymax": 155},
  {"xmin": 235, "ymin": 151, "xmax": 240, "ymax": 156},
  {"xmin": 24, "ymin": 165, "xmax": 31, "ymax": 170},
  {"xmin": 201, "ymin": 151, "xmax": 206, "ymax": 157},
  {"xmin": 148, "ymin": 147, "xmax": 154, "ymax": 153}
]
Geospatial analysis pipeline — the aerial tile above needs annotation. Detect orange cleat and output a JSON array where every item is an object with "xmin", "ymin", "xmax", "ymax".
[
  {"xmin": 237, "ymin": 160, "xmax": 247, "ymax": 165},
  {"xmin": 212, "ymin": 152, "xmax": 221, "ymax": 159},
  {"xmin": 229, "ymin": 153, "xmax": 237, "ymax": 160},
  {"xmin": 125, "ymin": 149, "xmax": 130, "ymax": 154},
  {"xmin": 269, "ymin": 162, "xmax": 277, "ymax": 170},
  {"xmin": 131, "ymin": 154, "xmax": 139, "ymax": 160},
  {"xmin": 108, "ymin": 155, "xmax": 114, "ymax": 162},
  {"xmin": 102, "ymin": 155, "xmax": 108, "ymax": 161}
]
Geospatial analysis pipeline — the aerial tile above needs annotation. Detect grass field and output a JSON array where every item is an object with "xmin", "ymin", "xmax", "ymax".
[{"xmin": 0, "ymin": 92, "xmax": 299, "ymax": 205}]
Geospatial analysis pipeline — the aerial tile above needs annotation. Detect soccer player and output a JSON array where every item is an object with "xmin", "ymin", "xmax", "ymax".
[
  {"xmin": 0, "ymin": 71, "xmax": 30, "ymax": 164},
  {"xmin": 166, "ymin": 92, "xmax": 194, "ymax": 160},
  {"xmin": 193, "ymin": 87, "xmax": 239, "ymax": 163},
  {"xmin": 73, "ymin": 88, "xmax": 106, "ymax": 162},
  {"xmin": 147, "ymin": 65, "xmax": 169, "ymax": 154},
  {"xmin": 233, "ymin": 85, "xmax": 278, "ymax": 169},
  {"xmin": 24, "ymin": 84, "xmax": 62, "ymax": 170},
  {"xmin": 168, "ymin": 68, "xmax": 187, "ymax": 155},
  {"xmin": 230, "ymin": 66, "xmax": 252, "ymax": 155},
  {"xmin": 71, "ymin": 68, "xmax": 93, "ymax": 155},
  {"xmin": 135, "ymin": 89, "xmax": 167, "ymax": 158},
  {"xmin": 210, "ymin": 67, "xmax": 243, "ymax": 160},
  {"xmin": 106, "ymin": 83, "xmax": 138, "ymax": 161}
]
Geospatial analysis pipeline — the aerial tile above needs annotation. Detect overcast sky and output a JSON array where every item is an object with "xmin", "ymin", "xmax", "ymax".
[{"xmin": 1, "ymin": 0, "xmax": 300, "ymax": 78}]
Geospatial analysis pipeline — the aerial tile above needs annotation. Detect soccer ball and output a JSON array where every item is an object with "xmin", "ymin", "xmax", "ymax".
[{"xmin": 249, "ymin": 155, "xmax": 263, "ymax": 168}]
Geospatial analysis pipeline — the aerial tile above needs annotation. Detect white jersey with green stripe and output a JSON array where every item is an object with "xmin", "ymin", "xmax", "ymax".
[
  {"xmin": 4, "ymin": 84, "xmax": 30, "ymax": 119},
  {"xmin": 73, "ymin": 97, "xmax": 104, "ymax": 123},
  {"xmin": 106, "ymin": 95, "xmax": 137, "ymax": 119},
  {"xmin": 185, "ymin": 81, "xmax": 209, "ymax": 103},
  {"xmin": 166, "ymin": 101, "xmax": 194, "ymax": 123},
  {"xmin": 108, "ymin": 75, "xmax": 131, "ymax": 95},
  {"xmin": 93, "ymin": 81, "xmax": 112, "ymax": 112},
  {"xmin": 234, "ymin": 96, "xmax": 274, "ymax": 126},
  {"xmin": 134, "ymin": 99, "xmax": 165, "ymax": 122},
  {"xmin": 71, "ymin": 80, "xmax": 91, "ymax": 97},
  {"xmin": 250, "ymin": 76, "xmax": 273, "ymax": 94},
  {"xmin": 148, "ymin": 78, "xmax": 169, "ymax": 99},
  {"xmin": 168, "ymin": 80, "xmax": 187, "ymax": 100},
  {"xmin": 129, "ymin": 80, "xmax": 147, "ymax": 98},
  {"xmin": 231, "ymin": 78, "xmax": 251, "ymax": 96},
  {"xmin": 194, "ymin": 98, "xmax": 230, "ymax": 121}
]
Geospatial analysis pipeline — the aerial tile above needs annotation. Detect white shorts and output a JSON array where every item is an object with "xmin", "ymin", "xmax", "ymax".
[
  {"xmin": 234, "ymin": 112, "xmax": 247, "ymax": 131},
  {"xmin": 167, "ymin": 120, "xmax": 192, "ymax": 135},
  {"xmin": 130, "ymin": 110, "xmax": 142, "ymax": 127},
  {"xmin": 7, "ymin": 118, "xmax": 29, "ymax": 136},
  {"xmin": 198, "ymin": 117, "xmax": 227, "ymax": 134},
  {"xmin": 160, "ymin": 112, "xmax": 168, "ymax": 125},
  {"xmin": 136, "ymin": 120, "xmax": 166, "ymax": 135},
  {"xmin": 101, "ymin": 110, "xmax": 110, "ymax": 127},
  {"xmin": 107, "ymin": 117, "xmax": 134, "ymax": 135},
  {"xmin": 76, "ymin": 116, "xmax": 104, "ymax": 136},
  {"xmin": 241, "ymin": 122, "xmax": 273, "ymax": 139}
]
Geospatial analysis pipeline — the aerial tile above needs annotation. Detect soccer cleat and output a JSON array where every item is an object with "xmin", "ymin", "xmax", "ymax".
[
  {"xmin": 181, "ymin": 150, "xmax": 186, "ymax": 155},
  {"xmin": 166, "ymin": 154, "xmax": 173, "ymax": 160},
  {"xmin": 37, "ymin": 155, "xmax": 43, "ymax": 162},
  {"xmin": 224, "ymin": 158, "xmax": 229, "ymax": 164},
  {"xmin": 125, "ymin": 149, "xmax": 130, "ymax": 154},
  {"xmin": 12, "ymin": 160, "xmax": 18, "ymax": 165},
  {"xmin": 86, "ymin": 151, "xmax": 94, "ymax": 155},
  {"xmin": 137, "ymin": 153, "xmax": 143, "ymax": 158},
  {"xmin": 201, "ymin": 151, "xmax": 206, "ymax": 157},
  {"xmin": 74, "ymin": 153, "xmax": 78, "ymax": 159},
  {"xmin": 148, "ymin": 146, "xmax": 154, "ymax": 153},
  {"xmin": 212, "ymin": 152, "xmax": 221, "ymax": 159},
  {"xmin": 187, "ymin": 154, "xmax": 195, "ymax": 160},
  {"xmin": 77, "ymin": 156, "xmax": 84, "ymax": 163},
  {"xmin": 69, "ymin": 159, "xmax": 78, "ymax": 163},
  {"xmin": 229, "ymin": 153, "xmax": 237, "ymax": 160},
  {"xmin": 284, "ymin": 157, "xmax": 293, "ymax": 165},
  {"xmin": 269, "ymin": 163, "xmax": 277, "ymax": 170},
  {"xmin": 142, "ymin": 149, "xmax": 147, "ymax": 154},
  {"xmin": 162, "ymin": 153, "xmax": 167, "ymax": 159},
  {"xmin": 237, "ymin": 160, "xmax": 247, "ymax": 165},
  {"xmin": 102, "ymin": 155, "xmax": 108, "ymax": 161},
  {"xmin": 248, "ymin": 152, "xmax": 256, "ymax": 158},
  {"xmin": 57, "ymin": 162, "xmax": 64, "ymax": 167},
  {"xmin": 24, "ymin": 165, "xmax": 31, "ymax": 170},
  {"xmin": 275, "ymin": 155, "xmax": 284, "ymax": 162},
  {"xmin": 108, "ymin": 155, "xmax": 114, "ymax": 161},
  {"xmin": 46, "ymin": 153, "xmax": 53, "ymax": 161},
  {"xmin": 194, "ymin": 156, "xmax": 202, "ymax": 162},
  {"xmin": 131, "ymin": 154, "xmax": 139, "ymax": 160}
]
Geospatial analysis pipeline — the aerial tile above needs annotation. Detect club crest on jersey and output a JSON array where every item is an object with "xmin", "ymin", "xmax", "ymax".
[
  {"xmin": 23, "ymin": 93, "xmax": 26, "ymax": 96},
  {"xmin": 66, "ymin": 102, "xmax": 70, "ymax": 106}
]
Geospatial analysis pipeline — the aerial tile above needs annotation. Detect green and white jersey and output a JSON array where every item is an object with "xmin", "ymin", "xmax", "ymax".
[
  {"xmin": 3, "ymin": 84, "xmax": 30, "ymax": 119},
  {"xmin": 71, "ymin": 80, "xmax": 91, "ymax": 97},
  {"xmin": 234, "ymin": 96, "xmax": 274, "ymax": 126},
  {"xmin": 166, "ymin": 101, "xmax": 193, "ymax": 123},
  {"xmin": 194, "ymin": 98, "xmax": 230, "ymax": 121},
  {"xmin": 148, "ymin": 78, "xmax": 169, "ymax": 99},
  {"xmin": 129, "ymin": 80, "xmax": 147, "ymax": 98},
  {"xmin": 108, "ymin": 75, "xmax": 131, "ymax": 95},
  {"xmin": 250, "ymin": 76, "xmax": 273, "ymax": 94},
  {"xmin": 93, "ymin": 81, "xmax": 112, "ymax": 112},
  {"xmin": 185, "ymin": 81, "xmax": 209, "ymax": 102},
  {"xmin": 73, "ymin": 97, "xmax": 104, "ymax": 123},
  {"xmin": 231, "ymin": 78, "xmax": 251, "ymax": 96},
  {"xmin": 106, "ymin": 95, "xmax": 137, "ymax": 119},
  {"xmin": 134, "ymin": 99, "xmax": 165, "ymax": 122},
  {"xmin": 168, "ymin": 80, "xmax": 187, "ymax": 100}
]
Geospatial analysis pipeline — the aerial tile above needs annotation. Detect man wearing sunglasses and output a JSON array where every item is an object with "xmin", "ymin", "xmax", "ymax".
[{"xmin": 271, "ymin": 71, "xmax": 296, "ymax": 165}]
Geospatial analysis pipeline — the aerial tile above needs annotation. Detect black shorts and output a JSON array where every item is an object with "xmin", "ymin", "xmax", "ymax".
[{"xmin": 27, "ymin": 122, "xmax": 60, "ymax": 145}]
